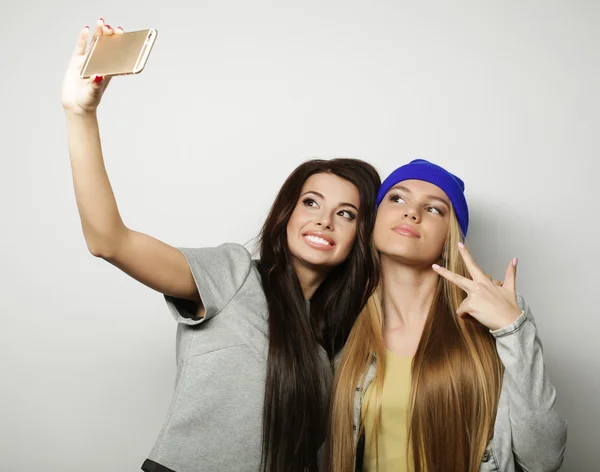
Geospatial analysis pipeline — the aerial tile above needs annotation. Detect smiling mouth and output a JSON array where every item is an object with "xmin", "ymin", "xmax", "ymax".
[{"xmin": 302, "ymin": 233, "xmax": 335, "ymax": 249}]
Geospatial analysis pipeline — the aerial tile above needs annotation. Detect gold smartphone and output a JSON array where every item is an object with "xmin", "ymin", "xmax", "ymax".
[{"xmin": 80, "ymin": 29, "xmax": 158, "ymax": 79}]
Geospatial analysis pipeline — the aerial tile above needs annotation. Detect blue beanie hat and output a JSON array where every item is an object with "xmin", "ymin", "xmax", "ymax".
[{"xmin": 376, "ymin": 159, "xmax": 469, "ymax": 236}]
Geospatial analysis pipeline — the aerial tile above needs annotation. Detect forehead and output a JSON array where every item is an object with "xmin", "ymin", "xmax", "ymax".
[
  {"xmin": 301, "ymin": 173, "xmax": 360, "ymax": 207},
  {"xmin": 390, "ymin": 179, "xmax": 449, "ymax": 201}
]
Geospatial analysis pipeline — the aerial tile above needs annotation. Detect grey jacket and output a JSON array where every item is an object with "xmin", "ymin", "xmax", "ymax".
[{"xmin": 351, "ymin": 294, "xmax": 567, "ymax": 471}]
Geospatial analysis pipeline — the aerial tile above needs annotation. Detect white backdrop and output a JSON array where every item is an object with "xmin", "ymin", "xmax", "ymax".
[{"xmin": 1, "ymin": 1, "xmax": 597, "ymax": 470}]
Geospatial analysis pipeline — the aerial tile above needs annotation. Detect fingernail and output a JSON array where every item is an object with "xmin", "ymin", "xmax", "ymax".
[
  {"xmin": 94, "ymin": 75, "xmax": 103, "ymax": 84},
  {"xmin": 99, "ymin": 17, "xmax": 104, "ymax": 22},
  {"xmin": 458, "ymin": 242, "xmax": 464, "ymax": 249},
  {"xmin": 84, "ymin": 26, "xmax": 89, "ymax": 29},
  {"xmin": 117, "ymin": 26, "xmax": 123, "ymax": 30},
  {"xmin": 432, "ymin": 264, "xmax": 440, "ymax": 270},
  {"xmin": 105, "ymin": 24, "xmax": 112, "ymax": 30},
  {"xmin": 512, "ymin": 257, "xmax": 518, "ymax": 267}
]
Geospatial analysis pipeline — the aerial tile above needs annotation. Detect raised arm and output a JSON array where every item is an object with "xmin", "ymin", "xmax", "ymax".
[{"xmin": 62, "ymin": 20, "xmax": 202, "ymax": 310}]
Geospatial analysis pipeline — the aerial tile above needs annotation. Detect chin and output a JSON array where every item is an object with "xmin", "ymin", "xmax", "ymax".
[
  {"xmin": 297, "ymin": 251, "xmax": 336, "ymax": 268},
  {"xmin": 291, "ymin": 245, "xmax": 340, "ymax": 270},
  {"xmin": 378, "ymin": 242, "xmax": 430, "ymax": 265},
  {"xmin": 377, "ymin": 239, "xmax": 417, "ymax": 257},
  {"xmin": 382, "ymin": 249, "xmax": 438, "ymax": 267}
]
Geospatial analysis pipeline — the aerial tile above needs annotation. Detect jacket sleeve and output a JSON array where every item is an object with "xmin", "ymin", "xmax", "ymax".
[{"xmin": 490, "ymin": 294, "xmax": 568, "ymax": 472}]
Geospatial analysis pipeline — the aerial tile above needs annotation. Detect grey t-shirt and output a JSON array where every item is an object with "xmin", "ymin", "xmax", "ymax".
[{"xmin": 142, "ymin": 243, "xmax": 332, "ymax": 472}]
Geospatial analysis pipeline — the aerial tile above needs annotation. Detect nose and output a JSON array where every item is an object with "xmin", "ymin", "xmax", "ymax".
[
  {"xmin": 402, "ymin": 205, "xmax": 421, "ymax": 223},
  {"xmin": 315, "ymin": 212, "xmax": 333, "ymax": 230}
]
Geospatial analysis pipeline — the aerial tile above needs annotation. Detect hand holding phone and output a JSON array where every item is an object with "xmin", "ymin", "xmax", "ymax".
[
  {"xmin": 62, "ymin": 20, "xmax": 156, "ymax": 115},
  {"xmin": 80, "ymin": 28, "xmax": 158, "ymax": 79}
]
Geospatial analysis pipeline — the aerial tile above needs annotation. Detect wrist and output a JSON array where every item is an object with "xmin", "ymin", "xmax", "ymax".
[
  {"xmin": 64, "ymin": 107, "xmax": 98, "ymax": 122},
  {"xmin": 490, "ymin": 310, "xmax": 526, "ymax": 335},
  {"xmin": 64, "ymin": 107, "xmax": 96, "ymax": 120}
]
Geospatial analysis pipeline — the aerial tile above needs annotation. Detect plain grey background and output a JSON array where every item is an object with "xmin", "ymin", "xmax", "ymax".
[{"xmin": 1, "ymin": 1, "xmax": 597, "ymax": 470}]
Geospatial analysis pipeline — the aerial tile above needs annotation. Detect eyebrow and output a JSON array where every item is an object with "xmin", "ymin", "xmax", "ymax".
[
  {"xmin": 391, "ymin": 185, "xmax": 451, "ymax": 208},
  {"xmin": 301, "ymin": 191, "xmax": 359, "ymax": 212}
]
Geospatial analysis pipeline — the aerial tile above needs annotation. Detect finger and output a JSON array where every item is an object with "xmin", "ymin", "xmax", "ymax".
[
  {"xmin": 92, "ymin": 18, "xmax": 104, "ymax": 40},
  {"xmin": 432, "ymin": 264, "xmax": 474, "ymax": 293},
  {"xmin": 91, "ymin": 73, "xmax": 113, "ymax": 88},
  {"xmin": 103, "ymin": 24, "xmax": 115, "ymax": 36},
  {"xmin": 89, "ymin": 74, "xmax": 106, "ymax": 93},
  {"xmin": 457, "ymin": 242, "xmax": 486, "ymax": 282},
  {"xmin": 502, "ymin": 257, "xmax": 518, "ymax": 293},
  {"xmin": 483, "ymin": 273, "xmax": 502, "ymax": 286},
  {"xmin": 115, "ymin": 26, "xmax": 124, "ymax": 35},
  {"xmin": 456, "ymin": 304, "xmax": 469, "ymax": 318},
  {"xmin": 456, "ymin": 299, "xmax": 473, "ymax": 319},
  {"xmin": 72, "ymin": 26, "xmax": 90, "ymax": 56},
  {"xmin": 456, "ymin": 300, "xmax": 482, "ymax": 325}
]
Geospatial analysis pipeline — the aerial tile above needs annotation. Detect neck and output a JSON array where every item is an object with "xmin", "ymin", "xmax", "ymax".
[
  {"xmin": 380, "ymin": 253, "xmax": 439, "ymax": 329},
  {"xmin": 293, "ymin": 260, "xmax": 329, "ymax": 299}
]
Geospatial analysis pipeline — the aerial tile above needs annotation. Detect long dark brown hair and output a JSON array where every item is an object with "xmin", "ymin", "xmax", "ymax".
[{"xmin": 257, "ymin": 158, "xmax": 380, "ymax": 472}]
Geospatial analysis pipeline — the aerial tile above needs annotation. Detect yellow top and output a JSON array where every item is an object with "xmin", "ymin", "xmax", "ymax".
[{"xmin": 361, "ymin": 350, "xmax": 413, "ymax": 472}]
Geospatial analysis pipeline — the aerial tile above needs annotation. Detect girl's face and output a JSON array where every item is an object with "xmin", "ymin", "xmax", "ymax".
[
  {"xmin": 374, "ymin": 179, "xmax": 451, "ymax": 266},
  {"xmin": 286, "ymin": 172, "xmax": 360, "ymax": 273}
]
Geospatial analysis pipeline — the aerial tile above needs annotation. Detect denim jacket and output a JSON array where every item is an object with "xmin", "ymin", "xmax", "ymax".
[{"xmin": 351, "ymin": 294, "xmax": 567, "ymax": 471}]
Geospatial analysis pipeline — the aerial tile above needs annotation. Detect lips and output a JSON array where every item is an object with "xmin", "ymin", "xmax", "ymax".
[
  {"xmin": 302, "ymin": 232, "xmax": 336, "ymax": 250},
  {"xmin": 393, "ymin": 224, "xmax": 421, "ymax": 238}
]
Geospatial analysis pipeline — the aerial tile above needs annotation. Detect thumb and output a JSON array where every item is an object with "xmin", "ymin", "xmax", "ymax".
[
  {"xmin": 503, "ymin": 257, "xmax": 518, "ymax": 292},
  {"xmin": 89, "ymin": 74, "xmax": 105, "ymax": 91},
  {"xmin": 86, "ymin": 75, "xmax": 110, "ymax": 104}
]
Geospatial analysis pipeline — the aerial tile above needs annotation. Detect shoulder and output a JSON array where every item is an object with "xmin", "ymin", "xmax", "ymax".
[
  {"xmin": 216, "ymin": 242, "xmax": 254, "ymax": 265},
  {"xmin": 179, "ymin": 242, "xmax": 258, "ymax": 296},
  {"xmin": 180, "ymin": 242, "xmax": 253, "ymax": 270}
]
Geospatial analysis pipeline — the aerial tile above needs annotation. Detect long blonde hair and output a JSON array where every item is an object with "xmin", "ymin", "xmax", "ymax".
[{"xmin": 328, "ymin": 212, "xmax": 504, "ymax": 472}]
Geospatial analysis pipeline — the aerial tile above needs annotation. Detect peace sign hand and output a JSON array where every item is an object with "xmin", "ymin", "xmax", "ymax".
[{"xmin": 432, "ymin": 243, "xmax": 522, "ymax": 331}]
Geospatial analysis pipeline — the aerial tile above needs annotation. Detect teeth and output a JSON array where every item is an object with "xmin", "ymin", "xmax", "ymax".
[{"xmin": 305, "ymin": 235, "xmax": 332, "ymax": 246}]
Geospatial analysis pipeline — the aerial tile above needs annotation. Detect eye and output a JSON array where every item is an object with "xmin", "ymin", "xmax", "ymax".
[
  {"xmin": 426, "ymin": 206, "xmax": 445, "ymax": 216},
  {"xmin": 303, "ymin": 197, "xmax": 319, "ymax": 208},
  {"xmin": 337, "ymin": 209, "xmax": 356, "ymax": 221},
  {"xmin": 388, "ymin": 192, "xmax": 406, "ymax": 204}
]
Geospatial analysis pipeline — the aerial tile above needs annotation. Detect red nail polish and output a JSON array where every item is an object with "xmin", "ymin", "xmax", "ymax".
[
  {"xmin": 94, "ymin": 75, "xmax": 103, "ymax": 84},
  {"xmin": 117, "ymin": 26, "xmax": 123, "ymax": 30},
  {"xmin": 105, "ymin": 24, "xmax": 112, "ymax": 29},
  {"xmin": 99, "ymin": 17, "xmax": 104, "ymax": 21},
  {"xmin": 84, "ymin": 26, "xmax": 89, "ymax": 29}
]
